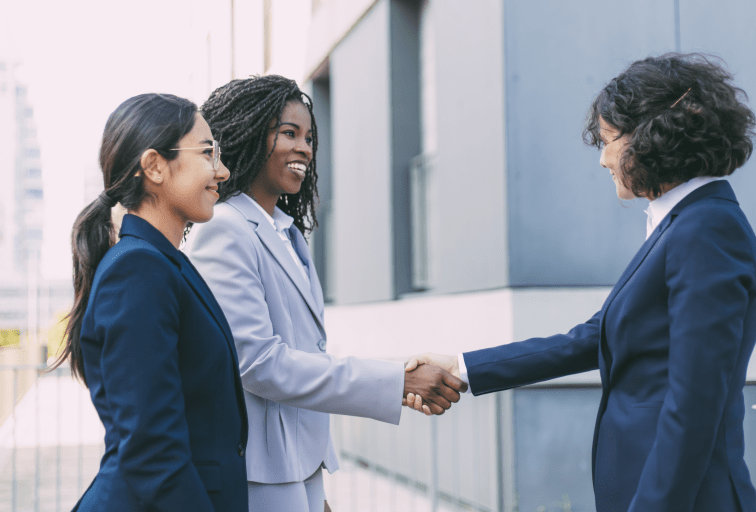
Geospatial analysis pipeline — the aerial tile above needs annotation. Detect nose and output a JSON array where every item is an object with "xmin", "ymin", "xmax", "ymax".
[
  {"xmin": 599, "ymin": 147, "xmax": 608, "ymax": 168},
  {"xmin": 296, "ymin": 136, "xmax": 313, "ymax": 162},
  {"xmin": 217, "ymin": 160, "xmax": 231, "ymax": 182}
]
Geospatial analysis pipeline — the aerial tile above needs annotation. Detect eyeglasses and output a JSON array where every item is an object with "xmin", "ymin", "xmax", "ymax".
[{"xmin": 170, "ymin": 140, "xmax": 222, "ymax": 171}]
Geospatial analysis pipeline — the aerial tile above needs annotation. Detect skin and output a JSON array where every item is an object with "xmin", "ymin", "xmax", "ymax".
[
  {"xmin": 244, "ymin": 101, "xmax": 468, "ymax": 417},
  {"xmin": 130, "ymin": 113, "xmax": 230, "ymax": 248},
  {"xmin": 598, "ymin": 117, "xmax": 636, "ymax": 200},
  {"xmin": 247, "ymin": 100, "xmax": 313, "ymax": 215},
  {"xmin": 402, "ymin": 117, "xmax": 684, "ymax": 415}
]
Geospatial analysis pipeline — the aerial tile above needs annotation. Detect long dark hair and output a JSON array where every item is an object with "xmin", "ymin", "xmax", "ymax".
[
  {"xmin": 584, "ymin": 52, "xmax": 755, "ymax": 199},
  {"xmin": 200, "ymin": 75, "xmax": 319, "ymax": 234},
  {"xmin": 51, "ymin": 93, "xmax": 197, "ymax": 385}
]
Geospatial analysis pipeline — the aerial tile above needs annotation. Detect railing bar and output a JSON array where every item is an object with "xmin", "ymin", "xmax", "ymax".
[
  {"xmin": 430, "ymin": 415, "xmax": 438, "ymax": 512},
  {"xmin": 56, "ymin": 370, "xmax": 61, "ymax": 511},
  {"xmin": 12, "ymin": 368, "xmax": 18, "ymax": 512},
  {"xmin": 35, "ymin": 369, "xmax": 40, "ymax": 512}
]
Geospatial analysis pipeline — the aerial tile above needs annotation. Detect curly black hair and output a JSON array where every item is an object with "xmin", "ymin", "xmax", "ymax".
[
  {"xmin": 584, "ymin": 53, "xmax": 755, "ymax": 199},
  {"xmin": 200, "ymin": 75, "xmax": 319, "ymax": 234}
]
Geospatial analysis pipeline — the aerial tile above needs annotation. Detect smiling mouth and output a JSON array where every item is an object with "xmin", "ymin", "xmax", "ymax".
[{"xmin": 287, "ymin": 162, "xmax": 307, "ymax": 178}]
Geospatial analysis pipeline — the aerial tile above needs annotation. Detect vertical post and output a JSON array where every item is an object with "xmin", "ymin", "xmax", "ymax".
[
  {"xmin": 35, "ymin": 371, "xmax": 40, "ymax": 512},
  {"xmin": 497, "ymin": 390, "xmax": 516, "ymax": 512},
  {"xmin": 674, "ymin": 0, "xmax": 681, "ymax": 52},
  {"xmin": 12, "ymin": 368, "xmax": 17, "ymax": 512},
  {"xmin": 56, "ymin": 371, "xmax": 61, "ymax": 511},
  {"xmin": 230, "ymin": 0, "xmax": 236, "ymax": 79},
  {"xmin": 430, "ymin": 414, "xmax": 438, "ymax": 512}
]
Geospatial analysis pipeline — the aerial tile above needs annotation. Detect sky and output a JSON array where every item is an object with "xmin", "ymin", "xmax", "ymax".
[{"xmin": 2, "ymin": 0, "xmax": 198, "ymax": 280}]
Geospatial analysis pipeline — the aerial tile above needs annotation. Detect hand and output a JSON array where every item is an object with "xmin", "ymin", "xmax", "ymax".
[
  {"xmin": 324, "ymin": 500, "xmax": 331, "ymax": 512},
  {"xmin": 402, "ymin": 362, "xmax": 467, "ymax": 416},
  {"xmin": 403, "ymin": 353, "xmax": 465, "ymax": 415},
  {"xmin": 405, "ymin": 352, "xmax": 460, "ymax": 378}
]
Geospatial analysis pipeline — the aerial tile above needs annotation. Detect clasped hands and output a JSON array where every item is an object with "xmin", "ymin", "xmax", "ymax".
[{"xmin": 402, "ymin": 352, "xmax": 464, "ymax": 416}]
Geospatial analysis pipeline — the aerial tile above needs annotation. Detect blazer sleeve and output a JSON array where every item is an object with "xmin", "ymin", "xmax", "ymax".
[
  {"xmin": 93, "ymin": 248, "xmax": 214, "ymax": 512},
  {"xmin": 628, "ymin": 205, "xmax": 756, "ymax": 511},
  {"xmin": 186, "ymin": 210, "xmax": 404, "ymax": 425},
  {"xmin": 463, "ymin": 310, "xmax": 601, "ymax": 395}
]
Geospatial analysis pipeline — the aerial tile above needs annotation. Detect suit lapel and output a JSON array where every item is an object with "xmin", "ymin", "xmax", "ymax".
[
  {"xmin": 227, "ymin": 194, "xmax": 326, "ymax": 332},
  {"xmin": 179, "ymin": 256, "xmax": 239, "ymax": 366},
  {"xmin": 118, "ymin": 214, "xmax": 240, "ymax": 366},
  {"xmin": 255, "ymin": 223, "xmax": 325, "ymax": 331}
]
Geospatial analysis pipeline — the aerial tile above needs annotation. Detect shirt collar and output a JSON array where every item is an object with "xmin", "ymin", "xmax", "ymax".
[
  {"xmin": 644, "ymin": 176, "xmax": 724, "ymax": 239},
  {"xmin": 239, "ymin": 193, "xmax": 294, "ymax": 233}
]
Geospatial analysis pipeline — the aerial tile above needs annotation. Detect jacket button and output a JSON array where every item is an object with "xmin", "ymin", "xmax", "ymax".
[
  {"xmin": 237, "ymin": 444, "xmax": 245, "ymax": 457},
  {"xmin": 317, "ymin": 339, "xmax": 327, "ymax": 351}
]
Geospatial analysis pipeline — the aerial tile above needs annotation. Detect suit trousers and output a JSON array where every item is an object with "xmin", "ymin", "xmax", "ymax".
[{"xmin": 248, "ymin": 467, "xmax": 325, "ymax": 512}]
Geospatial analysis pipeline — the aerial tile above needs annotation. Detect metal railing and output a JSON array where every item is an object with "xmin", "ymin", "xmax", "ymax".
[{"xmin": 0, "ymin": 363, "xmax": 103, "ymax": 512}]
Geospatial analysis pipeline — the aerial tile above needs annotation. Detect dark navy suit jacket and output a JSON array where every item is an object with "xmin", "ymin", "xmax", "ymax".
[
  {"xmin": 465, "ymin": 181, "xmax": 756, "ymax": 512},
  {"xmin": 73, "ymin": 215, "xmax": 248, "ymax": 511}
]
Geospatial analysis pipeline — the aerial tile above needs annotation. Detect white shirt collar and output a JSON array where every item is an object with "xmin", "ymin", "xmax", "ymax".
[
  {"xmin": 240, "ymin": 193, "xmax": 294, "ymax": 233},
  {"xmin": 644, "ymin": 176, "xmax": 724, "ymax": 239}
]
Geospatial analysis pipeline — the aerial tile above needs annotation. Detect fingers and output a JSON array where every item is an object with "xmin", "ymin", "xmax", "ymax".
[
  {"xmin": 405, "ymin": 357, "xmax": 419, "ymax": 372},
  {"xmin": 441, "ymin": 369, "xmax": 468, "ymax": 394}
]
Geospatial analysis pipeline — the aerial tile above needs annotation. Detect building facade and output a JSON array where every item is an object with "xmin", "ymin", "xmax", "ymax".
[{"xmin": 191, "ymin": 1, "xmax": 756, "ymax": 509}]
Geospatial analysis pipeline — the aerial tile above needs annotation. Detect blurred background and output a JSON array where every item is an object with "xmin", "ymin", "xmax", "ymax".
[{"xmin": 2, "ymin": 0, "xmax": 756, "ymax": 510}]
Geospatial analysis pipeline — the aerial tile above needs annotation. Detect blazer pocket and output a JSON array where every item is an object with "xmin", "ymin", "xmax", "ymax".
[
  {"xmin": 631, "ymin": 401, "xmax": 664, "ymax": 409},
  {"xmin": 194, "ymin": 461, "xmax": 222, "ymax": 492}
]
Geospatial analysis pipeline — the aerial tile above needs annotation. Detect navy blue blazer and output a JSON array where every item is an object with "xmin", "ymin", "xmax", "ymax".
[
  {"xmin": 73, "ymin": 215, "xmax": 248, "ymax": 512},
  {"xmin": 465, "ymin": 181, "xmax": 756, "ymax": 512}
]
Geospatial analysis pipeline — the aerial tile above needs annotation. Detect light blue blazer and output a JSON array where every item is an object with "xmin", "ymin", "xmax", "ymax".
[{"xmin": 184, "ymin": 193, "xmax": 405, "ymax": 484}]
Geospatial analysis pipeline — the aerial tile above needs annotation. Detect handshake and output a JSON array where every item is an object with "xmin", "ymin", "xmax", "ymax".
[{"xmin": 402, "ymin": 352, "xmax": 466, "ymax": 416}]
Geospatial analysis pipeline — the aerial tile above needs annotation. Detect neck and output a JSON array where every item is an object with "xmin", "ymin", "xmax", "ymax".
[
  {"xmin": 127, "ymin": 204, "xmax": 184, "ymax": 248},
  {"xmin": 245, "ymin": 187, "xmax": 278, "ymax": 216}
]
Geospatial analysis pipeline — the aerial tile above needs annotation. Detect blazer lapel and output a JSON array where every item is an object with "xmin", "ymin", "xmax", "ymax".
[
  {"xmin": 179, "ymin": 256, "xmax": 239, "ymax": 366},
  {"xmin": 227, "ymin": 194, "xmax": 326, "ymax": 332},
  {"xmin": 255, "ymin": 223, "xmax": 326, "ymax": 330},
  {"xmin": 119, "ymin": 214, "xmax": 239, "ymax": 365}
]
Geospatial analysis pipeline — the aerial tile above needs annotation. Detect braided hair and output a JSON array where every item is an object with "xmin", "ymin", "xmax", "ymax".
[{"xmin": 201, "ymin": 75, "xmax": 319, "ymax": 234}]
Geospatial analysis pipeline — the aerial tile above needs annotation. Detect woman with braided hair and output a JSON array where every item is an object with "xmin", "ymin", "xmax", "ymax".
[
  {"xmin": 54, "ymin": 93, "xmax": 249, "ymax": 511},
  {"xmin": 185, "ymin": 75, "xmax": 466, "ymax": 512}
]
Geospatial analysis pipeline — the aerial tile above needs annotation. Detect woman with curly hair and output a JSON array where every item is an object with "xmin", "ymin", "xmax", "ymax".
[
  {"xmin": 405, "ymin": 53, "xmax": 756, "ymax": 511},
  {"xmin": 184, "ymin": 75, "xmax": 465, "ymax": 512}
]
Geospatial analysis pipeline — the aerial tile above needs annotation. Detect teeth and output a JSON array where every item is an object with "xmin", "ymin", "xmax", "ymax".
[{"xmin": 287, "ymin": 163, "xmax": 306, "ymax": 172}]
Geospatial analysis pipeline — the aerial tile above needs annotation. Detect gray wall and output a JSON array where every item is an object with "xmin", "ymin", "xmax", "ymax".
[
  {"xmin": 505, "ymin": 0, "xmax": 756, "ymax": 286},
  {"xmin": 431, "ymin": 0, "xmax": 509, "ymax": 295},
  {"xmin": 681, "ymin": 0, "xmax": 756, "ymax": 224},
  {"xmin": 329, "ymin": 0, "xmax": 394, "ymax": 303}
]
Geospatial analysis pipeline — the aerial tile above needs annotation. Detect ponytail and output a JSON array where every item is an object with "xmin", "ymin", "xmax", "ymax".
[
  {"xmin": 51, "ymin": 193, "xmax": 116, "ymax": 385},
  {"xmin": 49, "ymin": 93, "xmax": 197, "ymax": 386}
]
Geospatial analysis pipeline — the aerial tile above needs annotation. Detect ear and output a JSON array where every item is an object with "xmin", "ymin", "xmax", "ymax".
[{"xmin": 139, "ymin": 149, "xmax": 168, "ymax": 185}]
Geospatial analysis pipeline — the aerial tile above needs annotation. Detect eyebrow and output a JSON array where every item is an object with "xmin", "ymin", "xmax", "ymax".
[
  {"xmin": 280, "ymin": 122, "xmax": 313, "ymax": 133},
  {"xmin": 198, "ymin": 139, "xmax": 214, "ymax": 146}
]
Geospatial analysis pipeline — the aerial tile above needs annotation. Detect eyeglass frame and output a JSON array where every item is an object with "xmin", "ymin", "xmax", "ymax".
[{"xmin": 169, "ymin": 140, "xmax": 222, "ymax": 171}]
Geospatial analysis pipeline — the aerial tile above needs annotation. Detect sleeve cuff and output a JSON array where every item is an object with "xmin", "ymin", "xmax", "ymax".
[{"xmin": 458, "ymin": 353, "xmax": 472, "ymax": 394}]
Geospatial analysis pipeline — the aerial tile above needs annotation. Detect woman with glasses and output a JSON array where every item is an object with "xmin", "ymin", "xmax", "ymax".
[
  {"xmin": 53, "ymin": 93, "xmax": 248, "ymax": 511},
  {"xmin": 184, "ymin": 75, "xmax": 466, "ymax": 512},
  {"xmin": 405, "ymin": 53, "xmax": 756, "ymax": 512}
]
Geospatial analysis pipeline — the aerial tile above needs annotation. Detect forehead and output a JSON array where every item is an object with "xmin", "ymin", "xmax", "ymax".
[
  {"xmin": 271, "ymin": 101, "xmax": 312, "ymax": 129},
  {"xmin": 183, "ymin": 113, "xmax": 213, "ymax": 143}
]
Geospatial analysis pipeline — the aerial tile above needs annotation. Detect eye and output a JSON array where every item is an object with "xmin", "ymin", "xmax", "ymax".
[
  {"xmin": 282, "ymin": 130, "xmax": 296, "ymax": 137},
  {"xmin": 203, "ymin": 147, "xmax": 214, "ymax": 156},
  {"xmin": 305, "ymin": 136, "xmax": 313, "ymax": 146}
]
